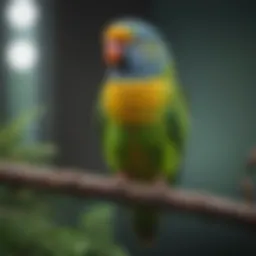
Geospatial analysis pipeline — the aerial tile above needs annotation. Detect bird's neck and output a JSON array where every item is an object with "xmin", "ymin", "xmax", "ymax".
[{"xmin": 107, "ymin": 62, "xmax": 166, "ymax": 79}]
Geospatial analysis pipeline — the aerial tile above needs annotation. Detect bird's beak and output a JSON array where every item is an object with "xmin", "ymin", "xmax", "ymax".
[
  {"xmin": 102, "ymin": 26, "xmax": 132, "ymax": 66},
  {"xmin": 103, "ymin": 39, "xmax": 123, "ymax": 66}
]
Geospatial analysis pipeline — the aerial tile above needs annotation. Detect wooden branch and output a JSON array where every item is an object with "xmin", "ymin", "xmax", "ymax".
[{"xmin": 0, "ymin": 162, "xmax": 256, "ymax": 227}]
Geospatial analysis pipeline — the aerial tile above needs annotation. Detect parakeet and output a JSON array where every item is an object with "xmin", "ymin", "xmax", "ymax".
[{"xmin": 94, "ymin": 17, "xmax": 190, "ymax": 246}]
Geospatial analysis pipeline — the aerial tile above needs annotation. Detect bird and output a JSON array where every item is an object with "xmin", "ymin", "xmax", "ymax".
[{"xmin": 94, "ymin": 17, "xmax": 190, "ymax": 246}]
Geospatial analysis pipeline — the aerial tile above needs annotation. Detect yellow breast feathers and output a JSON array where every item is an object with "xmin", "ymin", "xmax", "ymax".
[{"xmin": 101, "ymin": 77, "xmax": 171, "ymax": 125}]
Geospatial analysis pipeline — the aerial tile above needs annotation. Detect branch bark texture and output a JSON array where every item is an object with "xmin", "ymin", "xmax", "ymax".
[{"xmin": 0, "ymin": 162, "xmax": 255, "ymax": 227}]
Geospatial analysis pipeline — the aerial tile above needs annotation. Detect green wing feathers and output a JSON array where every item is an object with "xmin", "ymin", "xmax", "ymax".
[
  {"xmin": 166, "ymin": 65, "xmax": 189, "ymax": 149},
  {"xmin": 94, "ymin": 91, "xmax": 120, "ymax": 172},
  {"xmin": 162, "ymin": 66, "xmax": 190, "ymax": 180}
]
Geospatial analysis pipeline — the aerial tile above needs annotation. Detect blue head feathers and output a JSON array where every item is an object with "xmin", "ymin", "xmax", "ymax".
[{"xmin": 102, "ymin": 17, "xmax": 171, "ymax": 79}]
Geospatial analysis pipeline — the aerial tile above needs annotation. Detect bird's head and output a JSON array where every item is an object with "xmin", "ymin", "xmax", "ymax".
[{"xmin": 102, "ymin": 18, "xmax": 169, "ymax": 78}]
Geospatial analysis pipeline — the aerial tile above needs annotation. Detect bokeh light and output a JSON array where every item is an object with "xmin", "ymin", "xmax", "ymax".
[
  {"xmin": 5, "ymin": 0, "xmax": 39, "ymax": 30},
  {"xmin": 5, "ymin": 40, "xmax": 39, "ymax": 71}
]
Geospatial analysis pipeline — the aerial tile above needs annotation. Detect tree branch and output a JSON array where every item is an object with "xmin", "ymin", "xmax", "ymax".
[{"xmin": 0, "ymin": 162, "xmax": 255, "ymax": 227}]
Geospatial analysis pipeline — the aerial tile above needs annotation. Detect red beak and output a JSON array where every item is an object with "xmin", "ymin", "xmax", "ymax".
[{"xmin": 103, "ymin": 40, "xmax": 123, "ymax": 65}]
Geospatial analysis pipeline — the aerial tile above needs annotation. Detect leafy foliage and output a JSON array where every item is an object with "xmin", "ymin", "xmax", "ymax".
[
  {"xmin": 0, "ymin": 109, "xmax": 129, "ymax": 256},
  {"xmin": 0, "ymin": 203, "xmax": 128, "ymax": 256},
  {"xmin": 0, "ymin": 107, "xmax": 56, "ymax": 164}
]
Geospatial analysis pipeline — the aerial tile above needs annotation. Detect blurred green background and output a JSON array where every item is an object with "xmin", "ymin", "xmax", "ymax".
[{"xmin": 0, "ymin": 1, "xmax": 256, "ymax": 256}]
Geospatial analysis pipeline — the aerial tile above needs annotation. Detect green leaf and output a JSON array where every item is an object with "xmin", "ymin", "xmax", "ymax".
[
  {"xmin": 8, "ymin": 143, "xmax": 57, "ymax": 164},
  {"xmin": 109, "ymin": 246, "xmax": 130, "ymax": 256},
  {"xmin": 0, "ymin": 106, "xmax": 44, "ymax": 146},
  {"xmin": 79, "ymin": 204, "xmax": 117, "ymax": 253},
  {"xmin": 0, "ymin": 106, "xmax": 57, "ymax": 164},
  {"xmin": 39, "ymin": 227, "xmax": 90, "ymax": 256}
]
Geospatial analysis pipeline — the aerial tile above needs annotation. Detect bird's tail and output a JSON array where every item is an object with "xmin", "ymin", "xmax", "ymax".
[{"xmin": 132, "ymin": 206, "xmax": 159, "ymax": 247}]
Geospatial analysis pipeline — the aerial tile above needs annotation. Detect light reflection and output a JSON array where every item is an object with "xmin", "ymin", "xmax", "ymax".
[
  {"xmin": 5, "ymin": 40, "xmax": 39, "ymax": 71},
  {"xmin": 5, "ymin": 0, "xmax": 39, "ymax": 30}
]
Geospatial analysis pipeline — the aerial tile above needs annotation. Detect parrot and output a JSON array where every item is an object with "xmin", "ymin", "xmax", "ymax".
[{"xmin": 94, "ymin": 17, "xmax": 190, "ymax": 246}]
